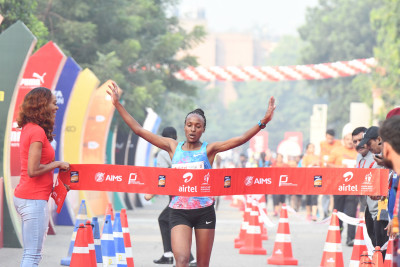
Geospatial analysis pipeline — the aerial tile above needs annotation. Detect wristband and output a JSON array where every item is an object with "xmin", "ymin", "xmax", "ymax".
[{"xmin": 258, "ymin": 120, "xmax": 266, "ymax": 129}]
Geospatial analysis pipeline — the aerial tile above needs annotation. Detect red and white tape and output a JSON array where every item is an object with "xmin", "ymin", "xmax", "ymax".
[{"xmin": 173, "ymin": 58, "xmax": 377, "ymax": 81}]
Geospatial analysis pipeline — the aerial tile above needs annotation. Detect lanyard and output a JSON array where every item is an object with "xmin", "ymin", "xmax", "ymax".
[{"xmin": 358, "ymin": 158, "xmax": 375, "ymax": 169}]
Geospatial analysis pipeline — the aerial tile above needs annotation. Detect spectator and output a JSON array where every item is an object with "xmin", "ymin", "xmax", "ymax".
[
  {"xmin": 320, "ymin": 129, "xmax": 341, "ymax": 219},
  {"xmin": 327, "ymin": 125, "xmax": 358, "ymax": 246},
  {"xmin": 302, "ymin": 143, "xmax": 320, "ymax": 221},
  {"xmin": 353, "ymin": 126, "xmax": 389, "ymax": 255},
  {"xmin": 320, "ymin": 129, "xmax": 341, "ymax": 166},
  {"xmin": 238, "ymin": 153, "xmax": 248, "ymax": 168},
  {"xmin": 271, "ymin": 153, "xmax": 288, "ymax": 216}
]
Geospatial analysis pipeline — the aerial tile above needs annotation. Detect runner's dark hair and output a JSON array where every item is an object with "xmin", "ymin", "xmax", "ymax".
[{"xmin": 185, "ymin": 108, "xmax": 206, "ymax": 129}]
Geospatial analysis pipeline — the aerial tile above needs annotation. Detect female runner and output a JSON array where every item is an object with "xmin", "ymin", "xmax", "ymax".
[{"xmin": 107, "ymin": 81, "xmax": 275, "ymax": 267}]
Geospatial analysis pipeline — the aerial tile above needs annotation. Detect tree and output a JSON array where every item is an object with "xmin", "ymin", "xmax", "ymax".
[
  {"xmin": 34, "ymin": 0, "xmax": 205, "ymax": 129},
  {"xmin": 371, "ymin": 0, "xmax": 400, "ymax": 112},
  {"xmin": 298, "ymin": 0, "xmax": 383, "ymax": 130},
  {"xmin": 0, "ymin": 0, "xmax": 48, "ymax": 48}
]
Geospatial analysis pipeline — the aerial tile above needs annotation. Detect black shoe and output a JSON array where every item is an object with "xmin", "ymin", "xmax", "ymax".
[
  {"xmin": 154, "ymin": 255, "xmax": 173, "ymax": 264},
  {"xmin": 346, "ymin": 240, "xmax": 354, "ymax": 247}
]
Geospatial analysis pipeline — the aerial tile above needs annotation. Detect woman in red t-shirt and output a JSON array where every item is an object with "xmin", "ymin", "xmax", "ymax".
[{"xmin": 13, "ymin": 87, "xmax": 70, "ymax": 266}]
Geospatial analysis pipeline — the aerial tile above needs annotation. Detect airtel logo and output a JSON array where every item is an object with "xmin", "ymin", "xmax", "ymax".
[
  {"xmin": 343, "ymin": 171, "xmax": 354, "ymax": 182},
  {"xmin": 183, "ymin": 172, "xmax": 193, "ymax": 183}
]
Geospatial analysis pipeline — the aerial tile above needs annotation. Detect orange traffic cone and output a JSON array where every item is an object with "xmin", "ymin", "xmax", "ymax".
[
  {"xmin": 235, "ymin": 195, "xmax": 254, "ymax": 248},
  {"xmin": 360, "ymin": 251, "xmax": 372, "ymax": 266},
  {"xmin": 267, "ymin": 204, "xmax": 298, "ymax": 265},
  {"xmin": 349, "ymin": 219, "xmax": 368, "ymax": 267},
  {"xmin": 105, "ymin": 203, "xmax": 114, "ymax": 221},
  {"xmin": 384, "ymin": 238, "xmax": 394, "ymax": 267},
  {"xmin": 238, "ymin": 198, "xmax": 266, "ymax": 255},
  {"xmin": 320, "ymin": 209, "xmax": 344, "ymax": 267},
  {"xmin": 70, "ymin": 224, "xmax": 94, "ymax": 267},
  {"xmin": 102, "ymin": 202, "xmax": 115, "ymax": 233},
  {"xmin": 121, "ymin": 209, "xmax": 134, "ymax": 267},
  {"xmin": 231, "ymin": 195, "xmax": 245, "ymax": 211},
  {"xmin": 253, "ymin": 195, "xmax": 268, "ymax": 241},
  {"xmin": 224, "ymin": 195, "xmax": 233, "ymax": 201},
  {"xmin": 85, "ymin": 220, "xmax": 97, "ymax": 267},
  {"xmin": 372, "ymin": 246, "xmax": 384, "ymax": 266},
  {"xmin": 61, "ymin": 200, "xmax": 88, "ymax": 266}
]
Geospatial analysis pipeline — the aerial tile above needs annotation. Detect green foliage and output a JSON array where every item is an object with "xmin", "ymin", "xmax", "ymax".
[
  {"xmin": 371, "ymin": 0, "xmax": 400, "ymax": 111},
  {"xmin": 33, "ymin": 0, "xmax": 205, "ymax": 127},
  {"xmin": 0, "ymin": 0, "xmax": 48, "ymax": 48},
  {"xmin": 298, "ymin": 0, "xmax": 382, "ymax": 131}
]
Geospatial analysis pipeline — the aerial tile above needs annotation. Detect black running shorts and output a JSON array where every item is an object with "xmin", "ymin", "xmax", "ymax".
[{"xmin": 169, "ymin": 204, "xmax": 216, "ymax": 229}]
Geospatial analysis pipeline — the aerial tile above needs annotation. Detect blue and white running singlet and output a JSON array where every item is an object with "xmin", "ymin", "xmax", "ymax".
[{"xmin": 169, "ymin": 141, "xmax": 214, "ymax": 209}]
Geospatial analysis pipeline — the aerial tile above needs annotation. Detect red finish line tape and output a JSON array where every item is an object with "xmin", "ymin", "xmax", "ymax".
[{"xmin": 59, "ymin": 164, "xmax": 388, "ymax": 196}]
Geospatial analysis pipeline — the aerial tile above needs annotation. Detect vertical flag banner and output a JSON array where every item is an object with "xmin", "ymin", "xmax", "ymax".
[
  {"xmin": 107, "ymin": 124, "xmax": 126, "ymax": 211},
  {"xmin": 4, "ymin": 41, "xmax": 66, "ymax": 241},
  {"xmin": 80, "ymin": 80, "xmax": 121, "ymax": 216},
  {"xmin": 250, "ymin": 131, "xmax": 269, "ymax": 153},
  {"xmin": 0, "ymin": 21, "xmax": 36, "ymax": 248},
  {"xmin": 134, "ymin": 107, "xmax": 161, "ymax": 167},
  {"xmin": 8, "ymin": 41, "xmax": 66, "ymax": 177},
  {"xmin": 54, "ymin": 57, "xmax": 81, "ymax": 168},
  {"xmin": 133, "ymin": 107, "xmax": 161, "ymax": 207},
  {"xmin": 53, "ymin": 57, "xmax": 81, "ymax": 226},
  {"xmin": 62, "ymin": 68, "xmax": 99, "ymax": 215}
]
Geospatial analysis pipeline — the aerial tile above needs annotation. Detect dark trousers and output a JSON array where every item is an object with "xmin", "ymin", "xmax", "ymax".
[
  {"xmin": 364, "ymin": 206, "xmax": 388, "ymax": 258},
  {"xmin": 158, "ymin": 206, "xmax": 172, "ymax": 252},
  {"xmin": 333, "ymin": 195, "xmax": 358, "ymax": 242}
]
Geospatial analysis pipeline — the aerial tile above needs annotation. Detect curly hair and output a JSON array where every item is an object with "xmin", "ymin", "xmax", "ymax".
[
  {"xmin": 17, "ymin": 87, "xmax": 55, "ymax": 141},
  {"xmin": 185, "ymin": 108, "xmax": 206, "ymax": 129}
]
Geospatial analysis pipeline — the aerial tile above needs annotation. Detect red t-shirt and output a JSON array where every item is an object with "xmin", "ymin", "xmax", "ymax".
[{"xmin": 14, "ymin": 123, "xmax": 55, "ymax": 200}]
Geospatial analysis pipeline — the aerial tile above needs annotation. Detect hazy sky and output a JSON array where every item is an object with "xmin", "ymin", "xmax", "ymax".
[{"xmin": 179, "ymin": 0, "xmax": 318, "ymax": 36}]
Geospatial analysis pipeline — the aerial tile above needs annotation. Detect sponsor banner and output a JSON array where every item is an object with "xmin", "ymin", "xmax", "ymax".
[
  {"xmin": 59, "ymin": 164, "xmax": 389, "ymax": 196},
  {"xmin": 0, "ymin": 21, "xmax": 37, "ymax": 248},
  {"xmin": 62, "ymin": 68, "xmax": 100, "ymax": 164},
  {"xmin": 80, "ymin": 80, "xmax": 119, "ymax": 216},
  {"xmin": 82, "ymin": 80, "xmax": 119, "ymax": 164},
  {"xmin": 134, "ymin": 107, "xmax": 161, "ymax": 167},
  {"xmin": 53, "ymin": 57, "xmax": 81, "ymax": 167},
  {"xmin": 9, "ymin": 41, "xmax": 66, "ymax": 176},
  {"xmin": 249, "ymin": 131, "xmax": 268, "ymax": 153},
  {"xmin": 0, "ymin": 177, "xmax": 3, "ymax": 248}
]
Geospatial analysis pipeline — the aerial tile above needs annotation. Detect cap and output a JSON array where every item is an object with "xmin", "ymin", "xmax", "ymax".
[
  {"xmin": 342, "ymin": 122, "xmax": 353, "ymax": 138},
  {"xmin": 386, "ymin": 107, "xmax": 400, "ymax": 119},
  {"xmin": 357, "ymin": 126, "xmax": 379, "ymax": 149}
]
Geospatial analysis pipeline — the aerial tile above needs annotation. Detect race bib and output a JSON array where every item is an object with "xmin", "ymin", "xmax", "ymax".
[{"xmin": 172, "ymin": 161, "xmax": 204, "ymax": 170}]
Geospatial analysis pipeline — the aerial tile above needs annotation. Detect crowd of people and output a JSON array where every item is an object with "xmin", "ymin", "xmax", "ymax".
[{"xmin": 215, "ymin": 107, "xmax": 400, "ymax": 259}]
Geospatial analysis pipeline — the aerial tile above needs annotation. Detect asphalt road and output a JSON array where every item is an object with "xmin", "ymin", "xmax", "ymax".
[{"xmin": 0, "ymin": 195, "xmax": 354, "ymax": 266}]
